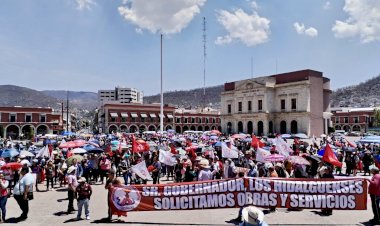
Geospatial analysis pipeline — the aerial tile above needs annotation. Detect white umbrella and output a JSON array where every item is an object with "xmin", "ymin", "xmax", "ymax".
[
  {"xmin": 72, "ymin": 148, "xmax": 87, "ymax": 154},
  {"xmin": 20, "ymin": 150, "xmax": 35, "ymax": 157}
]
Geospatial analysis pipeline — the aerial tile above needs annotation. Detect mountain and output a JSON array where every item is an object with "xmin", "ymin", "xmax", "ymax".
[
  {"xmin": 42, "ymin": 90, "xmax": 98, "ymax": 110},
  {"xmin": 0, "ymin": 85, "xmax": 61, "ymax": 109},
  {"xmin": 143, "ymin": 85, "xmax": 224, "ymax": 109},
  {"xmin": 330, "ymin": 73, "xmax": 380, "ymax": 108}
]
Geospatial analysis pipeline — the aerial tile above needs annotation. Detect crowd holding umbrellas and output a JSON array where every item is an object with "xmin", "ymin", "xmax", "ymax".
[{"xmin": 1, "ymin": 130, "xmax": 380, "ymax": 223}]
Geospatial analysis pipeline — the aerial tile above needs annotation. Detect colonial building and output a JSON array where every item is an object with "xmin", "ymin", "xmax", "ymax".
[
  {"xmin": 0, "ymin": 107, "xmax": 62, "ymax": 139},
  {"xmin": 98, "ymin": 103, "xmax": 222, "ymax": 134},
  {"xmin": 98, "ymin": 103, "xmax": 176, "ymax": 133},
  {"xmin": 331, "ymin": 107, "xmax": 375, "ymax": 132},
  {"xmin": 174, "ymin": 108, "xmax": 221, "ymax": 133},
  {"xmin": 220, "ymin": 69, "xmax": 332, "ymax": 136}
]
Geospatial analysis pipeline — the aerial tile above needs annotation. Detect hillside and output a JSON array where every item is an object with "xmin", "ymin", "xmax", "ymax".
[
  {"xmin": 144, "ymin": 85, "xmax": 224, "ymax": 108},
  {"xmin": 330, "ymin": 73, "xmax": 380, "ymax": 107},
  {"xmin": 42, "ymin": 90, "xmax": 98, "ymax": 110},
  {"xmin": 0, "ymin": 85, "xmax": 61, "ymax": 109}
]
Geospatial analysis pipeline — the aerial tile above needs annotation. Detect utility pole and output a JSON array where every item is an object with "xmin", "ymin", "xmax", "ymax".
[
  {"xmin": 160, "ymin": 34, "xmax": 164, "ymax": 133},
  {"xmin": 202, "ymin": 17, "xmax": 207, "ymax": 110},
  {"xmin": 66, "ymin": 91, "xmax": 69, "ymax": 132},
  {"xmin": 61, "ymin": 102, "xmax": 64, "ymax": 132}
]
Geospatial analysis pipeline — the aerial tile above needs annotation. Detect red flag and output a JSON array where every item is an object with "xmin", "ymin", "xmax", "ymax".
[
  {"xmin": 294, "ymin": 138, "xmax": 300, "ymax": 145},
  {"xmin": 132, "ymin": 136, "xmax": 150, "ymax": 153},
  {"xmin": 251, "ymin": 135, "xmax": 265, "ymax": 148},
  {"xmin": 346, "ymin": 139, "xmax": 357, "ymax": 148},
  {"xmin": 105, "ymin": 144, "xmax": 113, "ymax": 156},
  {"xmin": 322, "ymin": 144, "xmax": 342, "ymax": 168}
]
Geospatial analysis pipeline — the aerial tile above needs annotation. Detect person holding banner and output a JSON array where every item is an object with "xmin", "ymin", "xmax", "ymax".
[
  {"xmin": 369, "ymin": 166, "xmax": 380, "ymax": 224},
  {"xmin": 151, "ymin": 157, "xmax": 161, "ymax": 184}
]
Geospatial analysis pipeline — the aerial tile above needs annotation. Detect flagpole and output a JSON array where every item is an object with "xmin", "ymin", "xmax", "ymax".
[{"xmin": 160, "ymin": 34, "xmax": 164, "ymax": 133}]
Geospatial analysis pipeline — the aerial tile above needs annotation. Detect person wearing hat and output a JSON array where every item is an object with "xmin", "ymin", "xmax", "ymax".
[
  {"xmin": 198, "ymin": 159, "xmax": 212, "ymax": 181},
  {"xmin": 369, "ymin": 166, "xmax": 380, "ymax": 224},
  {"xmin": 67, "ymin": 166, "xmax": 78, "ymax": 213},
  {"xmin": 240, "ymin": 206, "xmax": 268, "ymax": 226},
  {"xmin": 0, "ymin": 171, "xmax": 9, "ymax": 222},
  {"xmin": 75, "ymin": 177, "xmax": 92, "ymax": 220},
  {"xmin": 45, "ymin": 160, "xmax": 55, "ymax": 191}
]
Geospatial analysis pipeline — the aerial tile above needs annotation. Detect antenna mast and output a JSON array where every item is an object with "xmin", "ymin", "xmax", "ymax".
[{"xmin": 202, "ymin": 17, "xmax": 207, "ymax": 110}]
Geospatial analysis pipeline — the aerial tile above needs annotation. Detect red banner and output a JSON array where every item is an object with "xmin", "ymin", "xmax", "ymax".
[{"xmin": 109, "ymin": 178, "xmax": 367, "ymax": 214}]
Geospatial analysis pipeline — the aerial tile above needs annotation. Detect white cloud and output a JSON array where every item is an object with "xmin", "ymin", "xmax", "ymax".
[
  {"xmin": 75, "ymin": 0, "xmax": 96, "ymax": 10},
  {"xmin": 294, "ymin": 22, "xmax": 305, "ymax": 34},
  {"xmin": 332, "ymin": 0, "xmax": 380, "ymax": 43},
  {"xmin": 305, "ymin": 27, "xmax": 318, "ymax": 37},
  {"xmin": 323, "ymin": 1, "xmax": 331, "ymax": 10},
  {"xmin": 215, "ymin": 4, "xmax": 270, "ymax": 47},
  {"xmin": 293, "ymin": 22, "xmax": 318, "ymax": 37},
  {"xmin": 135, "ymin": 28, "xmax": 143, "ymax": 34},
  {"xmin": 118, "ymin": 0, "xmax": 206, "ymax": 34}
]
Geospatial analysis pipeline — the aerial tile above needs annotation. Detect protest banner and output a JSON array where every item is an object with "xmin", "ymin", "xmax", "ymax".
[{"xmin": 109, "ymin": 178, "xmax": 367, "ymax": 213}]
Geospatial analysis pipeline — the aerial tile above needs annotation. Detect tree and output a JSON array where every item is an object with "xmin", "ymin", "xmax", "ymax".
[{"xmin": 374, "ymin": 108, "xmax": 380, "ymax": 127}]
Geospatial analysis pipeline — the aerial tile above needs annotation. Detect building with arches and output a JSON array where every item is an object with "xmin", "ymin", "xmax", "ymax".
[
  {"xmin": 220, "ymin": 69, "xmax": 332, "ymax": 136},
  {"xmin": 0, "ymin": 107, "xmax": 62, "ymax": 139},
  {"xmin": 174, "ymin": 108, "xmax": 221, "ymax": 133},
  {"xmin": 331, "ymin": 107, "xmax": 375, "ymax": 133}
]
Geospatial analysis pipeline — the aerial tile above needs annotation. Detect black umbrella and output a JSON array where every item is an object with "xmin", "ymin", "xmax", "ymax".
[
  {"xmin": 87, "ymin": 148, "xmax": 104, "ymax": 154},
  {"xmin": 306, "ymin": 155, "xmax": 322, "ymax": 163}
]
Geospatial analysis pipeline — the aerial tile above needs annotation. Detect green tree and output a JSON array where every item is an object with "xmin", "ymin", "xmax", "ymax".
[{"xmin": 374, "ymin": 108, "xmax": 380, "ymax": 127}]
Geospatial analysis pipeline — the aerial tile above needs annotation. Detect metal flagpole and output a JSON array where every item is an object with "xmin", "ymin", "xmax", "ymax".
[{"xmin": 160, "ymin": 34, "xmax": 164, "ymax": 133}]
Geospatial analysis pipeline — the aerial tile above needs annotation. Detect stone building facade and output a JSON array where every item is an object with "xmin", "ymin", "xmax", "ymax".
[{"xmin": 220, "ymin": 69, "xmax": 332, "ymax": 136}]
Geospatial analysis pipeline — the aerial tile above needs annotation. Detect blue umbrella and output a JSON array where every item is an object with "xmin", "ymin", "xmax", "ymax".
[
  {"xmin": 214, "ymin": 141, "xmax": 222, "ymax": 147},
  {"xmin": 167, "ymin": 129, "xmax": 175, "ymax": 133},
  {"xmin": 210, "ymin": 136, "xmax": 218, "ymax": 140},
  {"xmin": 83, "ymin": 144, "xmax": 97, "ymax": 151},
  {"xmin": 62, "ymin": 131, "xmax": 76, "ymax": 136},
  {"xmin": 1, "ymin": 148, "xmax": 19, "ymax": 158}
]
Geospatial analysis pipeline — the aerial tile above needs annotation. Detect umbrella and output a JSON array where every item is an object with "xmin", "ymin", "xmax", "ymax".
[
  {"xmin": 231, "ymin": 134, "xmax": 247, "ymax": 139},
  {"xmin": 306, "ymin": 155, "xmax": 322, "ymax": 163},
  {"xmin": 83, "ymin": 144, "xmax": 97, "ymax": 151},
  {"xmin": 62, "ymin": 131, "xmax": 76, "ymax": 136},
  {"xmin": 1, "ymin": 162, "xmax": 23, "ymax": 170},
  {"xmin": 281, "ymin": 134, "xmax": 292, "ymax": 139},
  {"xmin": 264, "ymin": 154, "xmax": 285, "ymax": 162},
  {"xmin": 286, "ymin": 156, "xmax": 310, "ymax": 165},
  {"xmin": 209, "ymin": 136, "xmax": 218, "ymax": 140},
  {"xmin": 1, "ymin": 149, "xmax": 19, "ymax": 158},
  {"xmin": 87, "ymin": 148, "xmax": 104, "ymax": 154},
  {"xmin": 214, "ymin": 141, "xmax": 222, "ymax": 147},
  {"xmin": 59, "ymin": 141, "xmax": 77, "ymax": 149},
  {"xmin": 20, "ymin": 159, "xmax": 31, "ymax": 166},
  {"xmin": 294, "ymin": 133, "xmax": 309, "ymax": 139},
  {"xmin": 72, "ymin": 148, "xmax": 87, "ymax": 154},
  {"xmin": 67, "ymin": 155, "xmax": 84, "ymax": 165},
  {"xmin": 86, "ymin": 142, "xmax": 100, "ymax": 148},
  {"xmin": 20, "ymin": 150, "xmax": 35, "ymax": 157},
  {"xmin": 167, "ymin": 129, "xmax": 175, "ymax": 133},
  {"xmin": 211, "ymin": 130, "xmax": 222, "ymax": 135}
]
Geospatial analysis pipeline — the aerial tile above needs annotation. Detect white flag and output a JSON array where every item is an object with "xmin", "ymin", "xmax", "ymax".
[
  {"xmin": 256, "ymin": 148, "xmax": 271, "ymax": 162},
  {"xmin": 274, "ymin": 137, "xmax": 292, "ymax": 157},
  {"xmin": 131, "ymin": 160, "xmax": 153, "ymax": 181},
  {"xmin": 159, "ymin": 150, "xmax": 177, "ymax": 166},
  {"xmin": 222, "ymin": 143, "xmax": 239, "ymax": 159},
  {"xmin": 36, "ymin": 146, "xmax": 49, "ymax": 158}
]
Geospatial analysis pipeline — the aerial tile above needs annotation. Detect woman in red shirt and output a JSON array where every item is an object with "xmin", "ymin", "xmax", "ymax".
[{"xmin": 369, "ymin": 166, "xmax": 380, "ymax": 224}]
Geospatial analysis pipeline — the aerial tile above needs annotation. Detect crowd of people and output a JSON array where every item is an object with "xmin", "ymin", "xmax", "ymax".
[{"xmin": 0, "ymin": 131, "xmax": 380, "ymax": 224}]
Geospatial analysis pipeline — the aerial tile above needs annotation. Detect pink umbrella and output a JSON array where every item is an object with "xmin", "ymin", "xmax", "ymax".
[
  {"xmin": 59, "ymin": 141, "xmax": 77, "ymax": 149},
  {"xmin": 286, "ymin": 156, "xmax": 310, "ymax": 165},
  {"xmin": 231, "ymin": 134, "xmax": 247, "ymax": 139},
  {"xmin": 264, "ymin": 154, "xmax": 285, "ymax": 162}
]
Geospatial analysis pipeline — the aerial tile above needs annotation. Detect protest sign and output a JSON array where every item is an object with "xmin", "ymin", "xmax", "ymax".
[{"xmin": 109, "ymin": 178, "xmax": 367, "ymax": 213}]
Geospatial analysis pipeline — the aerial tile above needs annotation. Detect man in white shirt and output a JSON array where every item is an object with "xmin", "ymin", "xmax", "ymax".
[
  {"xmin": 67, "ymin": 166, "xmax": 78, "ymax": 213},
  {"xmin": 13, "ymin": 166, "xmax": 34, "ymax": 221}
]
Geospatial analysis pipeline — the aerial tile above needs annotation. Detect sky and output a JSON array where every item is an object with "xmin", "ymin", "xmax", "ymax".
[{"xmin": 0, "ymin": 0, "xmax": 379, "ymax": 95}]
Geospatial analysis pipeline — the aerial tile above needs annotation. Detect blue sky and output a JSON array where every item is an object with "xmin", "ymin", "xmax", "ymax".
[{"xmin": 0, "ymin": 0, "xmax": 379, "ymax": 95}]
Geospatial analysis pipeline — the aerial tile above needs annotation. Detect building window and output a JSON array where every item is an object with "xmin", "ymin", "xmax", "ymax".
[
  {"xmin": 191, "ymin": 118, "xmax": 195, "ymax": 123},
  {"xmin": 344, "ymin": 117, "xmax": 349, "ymax": 123},
  {"xmin": 335, "ymin": 117, "xmax": 339, "ymax": 123},
  {"xmin": 198, "ymin": 118, "xmax": 202, "ymax": 123},
  {"xmin": 10, "ymin": 113, "xmax": 16, "ymax": 122},
  {"xmin": 184, "ymin": 118, "xmax": 188, "ymax": 123},
  {"xmin": 354, "ymin": 117, "xmax": 359, "ymax": 123},
  {"xmin": 110, "ymin": 117, "xmax": 116, "ymax": 122},
  {"xmin": 248, "ymin": 101, "xmax": 252, "ymax": 112},
  {"xmin": 205, "ymin": 118, "xmax": 209, "ymax": 124},
  {"xmin": 176, "ymin": 118, "xmax": 181, "ymax": 123},
  {"xmin": 212, "ymin": 118, "xmax": 216, "ymax": 123},
  {"xmin": 238, "ymin": 102, "xmax": 242, "ymax": 112},
  {"xmin": 131, "ymin": 118, "xmax": 136, "ymax": 123},
  {"xmin": 40, "ymin": 114, "xmax": 46, "ymax": 123},
  {"xmin": 25, "ymin": 114, "xmax": 32, "ymax": 122},
  {"xmin": 258, "ymin": 100, "xmax": 263, "ymax": 111},
  {"xmin": 141, "ymin": 117, "xmax": 145, "ymax": 123},
  {"xmin": 228, "ymin": 104, "xmax": 231, "ymax": 114},
  {"xmin": 291, "ymin": 98, "xmax": 297, "ymax": 110},
  {"xmin": 281, "ymin": 99, "xmax": 286, "ymax": 110}
]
